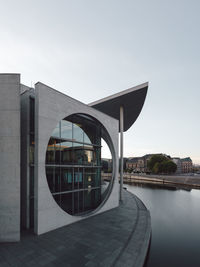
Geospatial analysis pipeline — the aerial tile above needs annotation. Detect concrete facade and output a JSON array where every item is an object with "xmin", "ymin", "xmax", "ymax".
[
  {"xmin": 0, "ymin": 73, "xmax": 148, "ymax": 242},
  {"xmin": 34, "ymin": 82, "xmax": 119, "ymax": 235},
  {"xmin": 0, "ymin": 74, "xmax": 21, "ymax": 242}
]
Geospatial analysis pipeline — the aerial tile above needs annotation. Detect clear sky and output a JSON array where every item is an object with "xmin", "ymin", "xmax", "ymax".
[{"xmin": 0, "ymin": 0, "xmax": 199, "ymax": 163}]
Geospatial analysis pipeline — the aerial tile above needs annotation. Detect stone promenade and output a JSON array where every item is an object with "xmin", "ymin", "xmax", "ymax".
[{"xmin": 0, "ymin": 190, "xmax": 151, "ymax": 267}]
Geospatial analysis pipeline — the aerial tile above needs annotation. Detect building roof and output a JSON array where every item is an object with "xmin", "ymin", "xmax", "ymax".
[
  {"xmin": 181, "ymin": 157, "xmax": 192, "ymax": 162},
  {"xmin": 127, "ymin": 157, "xmax": 144, "ymax": 163},
  {"xmin": 89, "ymin": 82, "xmax": 148, "ymax": 132}
]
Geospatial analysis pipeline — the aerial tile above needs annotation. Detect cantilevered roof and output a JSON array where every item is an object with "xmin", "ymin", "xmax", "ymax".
[{"xmin": 89, "ymin": 82, "xmax": 148, "ymax": 132}]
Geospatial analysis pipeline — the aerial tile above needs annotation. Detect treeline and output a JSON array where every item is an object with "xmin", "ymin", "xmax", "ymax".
[{"xmin": 147, "ymin": 155, "xmax": 177, "ymax": 174}]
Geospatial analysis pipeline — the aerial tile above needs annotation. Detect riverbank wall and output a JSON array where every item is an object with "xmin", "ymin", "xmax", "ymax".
[{"xmin": 102, "ymin": 173, "xmax": 200, "ymax": 189}]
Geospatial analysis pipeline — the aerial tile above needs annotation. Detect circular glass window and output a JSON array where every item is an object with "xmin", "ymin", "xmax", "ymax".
[{"xmin": 45, "ymin": 114, "xmax": 113, "ymax": 215}]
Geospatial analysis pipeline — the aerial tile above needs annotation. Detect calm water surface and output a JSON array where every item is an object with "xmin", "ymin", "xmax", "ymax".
[{"xmin": 126, "ymin": 184, "xmax": 200, "ymax": 267}]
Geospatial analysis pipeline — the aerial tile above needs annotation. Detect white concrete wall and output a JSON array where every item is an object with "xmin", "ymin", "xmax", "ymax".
[
  {"xmin": 0, "ymin": 74, "xmax": 20, "ymax": 241},
  {"xmin": 34, "ymin": 82, "xmax": 119, "ymax": 235}
]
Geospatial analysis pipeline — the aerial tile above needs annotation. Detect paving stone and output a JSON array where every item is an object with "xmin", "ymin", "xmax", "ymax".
[{"xmin": 0, "ymin": 190, "xmax": 151, "ymax": 267}]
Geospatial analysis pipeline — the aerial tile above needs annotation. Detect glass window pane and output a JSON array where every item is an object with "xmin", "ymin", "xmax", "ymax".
[
  {"xmin": 61, "ymin": 193, "xmax": 73, "ymax": 214},
  {"xmin": 95, "ymin": 168, "xmax": 101, "ymax": 187},
  {"xmin": 83, "ymin": 132, "xmax": 91, "ymax": 144},
  {"xmin": 61, "ymin": 168, "xmax": 73, "ymax": 192},
  {"xmin": 45, "ymin": 113, "xmax": 112, "ymax": 216},
  {"xmin": 46, "ymin": 138, "xmax": 55, "ymax": 164},
  {"xmin": 79, "ymin": 191, "xmax": 84, "ymax": 213},
  {"xmin": 29, "ymin": 97, "xmax": 35, "ymax": 133},
  {"xmin": 60, "ymin": 141, "xmax": 73, "ymax": 164},
  {"xmin": 73, "ymin": 145, "xmax": 84, "ymax": 165},
  {"xmin": 83, "ymin": 146, "xmax": 94, "ymax": 165},
  {"xmin": 30, "ymin": 134, "xmax": 34, "ymax": 164},
  {"xmin": 74, "ymin": 192, "xmax": 79, "ymax": 214},
  {"xmin": 73, "ymin": 123, "xmax": 83, "ymax": 143},
  {"xmin": 52, "ymin": 122, "xmax": 60, "ymax": 138},
  {"xmin": 95, "ymin": 147, "xmax": 101, "ymax": 166},
  {"xmin": 61, "ymin": 120, "xmax": 72, "ymax": 139},
  {"xmin": 85, "ymin": 150, "xmax": 93, "ymax": 165},
  {"xmin": 55, "ymin": 142, "xmax": 60, "ymax": 164},
  {"xmin": 55, "ymin": 167, "xmax": 61, "ymax": 192},
  {"xmin": 83, "ymin": 189, "xmax": 101, "ymax": 212},
  {"xmin": 73, "ymin": 142, "xmax": 82, "ymax": 147},
  {"xmin": 46, "ymin": 166, "xmax": 60, "ymax": 193},
  {"xmin": 84, "ymin": 190, "xmax": 92, "ymax": 211},
  {"xmin": 78, "ymin": 169, "xmax": 83, "ymax": 189},
  {"xmin": 92, "ymin": 189, "xmax": 101, "ymax": 208},
  {"xmin": 74, "ymin": 169, "xmax": 83, "ymax": 189},
  {"xmin": 82, "ymin": 117, "xmax": 100, "ymax": 145},
  {"xmin": 84, "ymin": 168, "xmax": 97, "ymax": 188}
]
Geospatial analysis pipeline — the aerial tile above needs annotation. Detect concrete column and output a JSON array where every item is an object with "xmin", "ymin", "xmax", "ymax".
[
  {"xmin": 0, "ymin": 74, "xmax": 20, "ymax": 241},
  {"xmin": 120, "ymin": 106, "xmax": 124, "ymax": 201}
]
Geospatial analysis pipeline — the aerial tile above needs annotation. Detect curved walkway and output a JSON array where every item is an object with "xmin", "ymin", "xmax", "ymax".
[{"xmin": 0, "ymin": 190, "xmax": 151, "ymax": 267}]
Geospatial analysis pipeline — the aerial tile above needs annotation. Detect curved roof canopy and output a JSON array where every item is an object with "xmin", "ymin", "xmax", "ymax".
[{"xmin": 89, "ymin": 82, "xmax": 148, "ymax": 132}]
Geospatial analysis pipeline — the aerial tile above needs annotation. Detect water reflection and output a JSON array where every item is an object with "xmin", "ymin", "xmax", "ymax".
[{"xmin": 126, "ymin": 184, "xmax": 200, "ymax": 267}]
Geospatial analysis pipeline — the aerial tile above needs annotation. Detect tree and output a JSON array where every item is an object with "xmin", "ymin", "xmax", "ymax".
[
  {"xmin": 148, "ymin": 155, "xmax": 167, "ymax": 171},
  {"xmin": 148, "ymin": 154, "xmax": 177, "ymax": 174},
  {"xmin": 163, "ymin": 160, "xmax": 177, "ymax": 173}
]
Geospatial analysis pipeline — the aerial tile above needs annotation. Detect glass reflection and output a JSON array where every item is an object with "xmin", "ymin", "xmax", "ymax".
[
  {"xmin": 60, "ymin": 141, "xmax": 73, "ymax": 164},
  {"xmin": 52, "ymin": 122, "xmax": 60, "ymax": 138},
  {"xmin": 61, "ymin": 120, "xmax": 72, "ymax": 139},
  {"xmin": 73, "ymin": 123, "xmax": 83, "ymax": 142},
  {"xmin": 46, "ymin": 167, "xmax": 60, "ymax": 193},
  {"xmin": 46, "ymin": 114, "xmax": 112, "ymax": 216},
  {"xmin": 61, "ymin": 168, "xmax": 73, "ymax": 191}
]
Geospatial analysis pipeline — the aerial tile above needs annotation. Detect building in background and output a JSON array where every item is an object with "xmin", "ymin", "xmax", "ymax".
[
  {"xmin": 101, "ymin": 158, "xmax": 112, "ymax": 173},
  {"xmin": 126, "ymin": 154, "xmax": 166, "ymax": 173},
  {"xmin": 172, "ymin": 158, "xmax": 182, "ymax": 174},
  {"xmin": 181, "ymin": 157, "xmax": 193, "ymax": 173},
  {"xmin": 126, "ymin": 157, "xmax": 145, "ymax": 172},
  {"xmin": 126, "ymin": 154, "xmax": 193, "ymax": 174}
]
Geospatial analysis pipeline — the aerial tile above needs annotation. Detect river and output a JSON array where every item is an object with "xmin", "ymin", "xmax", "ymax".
[{"xmin": 126, "ymin": 183, "xmax": 200, "ymax": 267}]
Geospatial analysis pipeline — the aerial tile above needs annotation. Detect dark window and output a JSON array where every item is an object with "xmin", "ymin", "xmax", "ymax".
[{"xmin": 29, "ymin": 97, "xmax": 35, "ymax": 229}]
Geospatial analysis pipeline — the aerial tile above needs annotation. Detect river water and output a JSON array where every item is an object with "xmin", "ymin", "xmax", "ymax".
[{"xmin": 126, "ymin": 183, "xmax": 200, "ymax": 267}]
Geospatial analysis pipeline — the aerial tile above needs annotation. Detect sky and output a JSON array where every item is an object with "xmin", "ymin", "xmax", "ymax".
[{"xmin": 0, "ymin": 0, "xmax": 199, "ymax": 163}]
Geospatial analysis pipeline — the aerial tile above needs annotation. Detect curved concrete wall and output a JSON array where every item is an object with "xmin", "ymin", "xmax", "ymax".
[{"xmin": 34, "ymin": 82, "xmax": 119, "ymax": 235}]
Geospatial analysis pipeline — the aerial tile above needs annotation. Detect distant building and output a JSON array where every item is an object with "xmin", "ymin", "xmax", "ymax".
[
  {"xmin": 101, "ymin": 158, "xmax": 112, "ymax": 172},
  {"xmin": 126, "ymin": 157, "xmax": 145, "ymax": 172},
  {"xmin": 181, "ymin": 157, "xmax": 193, "ymax": 173},
  {"xmin": 127, "ymin": 154, "xmax": 193, "ymax": 174},
  {"xmin": 172, "ymin": 157, "xmax": 193, "ymax": 173},
  {"xmin": 172, "ymin": 158, "xmax": 182, "ymax": 174},
  {"xmin": 126, "ymin": 154, "xmax": 163, "ymax": 173}
]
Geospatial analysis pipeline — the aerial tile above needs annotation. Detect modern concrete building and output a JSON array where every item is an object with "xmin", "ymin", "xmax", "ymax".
[{"xmin": 0, "ymin": 73, "xmax": 148, "ymax": 242}]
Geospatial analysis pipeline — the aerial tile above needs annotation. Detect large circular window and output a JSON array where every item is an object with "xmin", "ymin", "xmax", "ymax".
[{"xmin": 45, "ymin": 114, "xmax": 113, "ymax": 215}]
